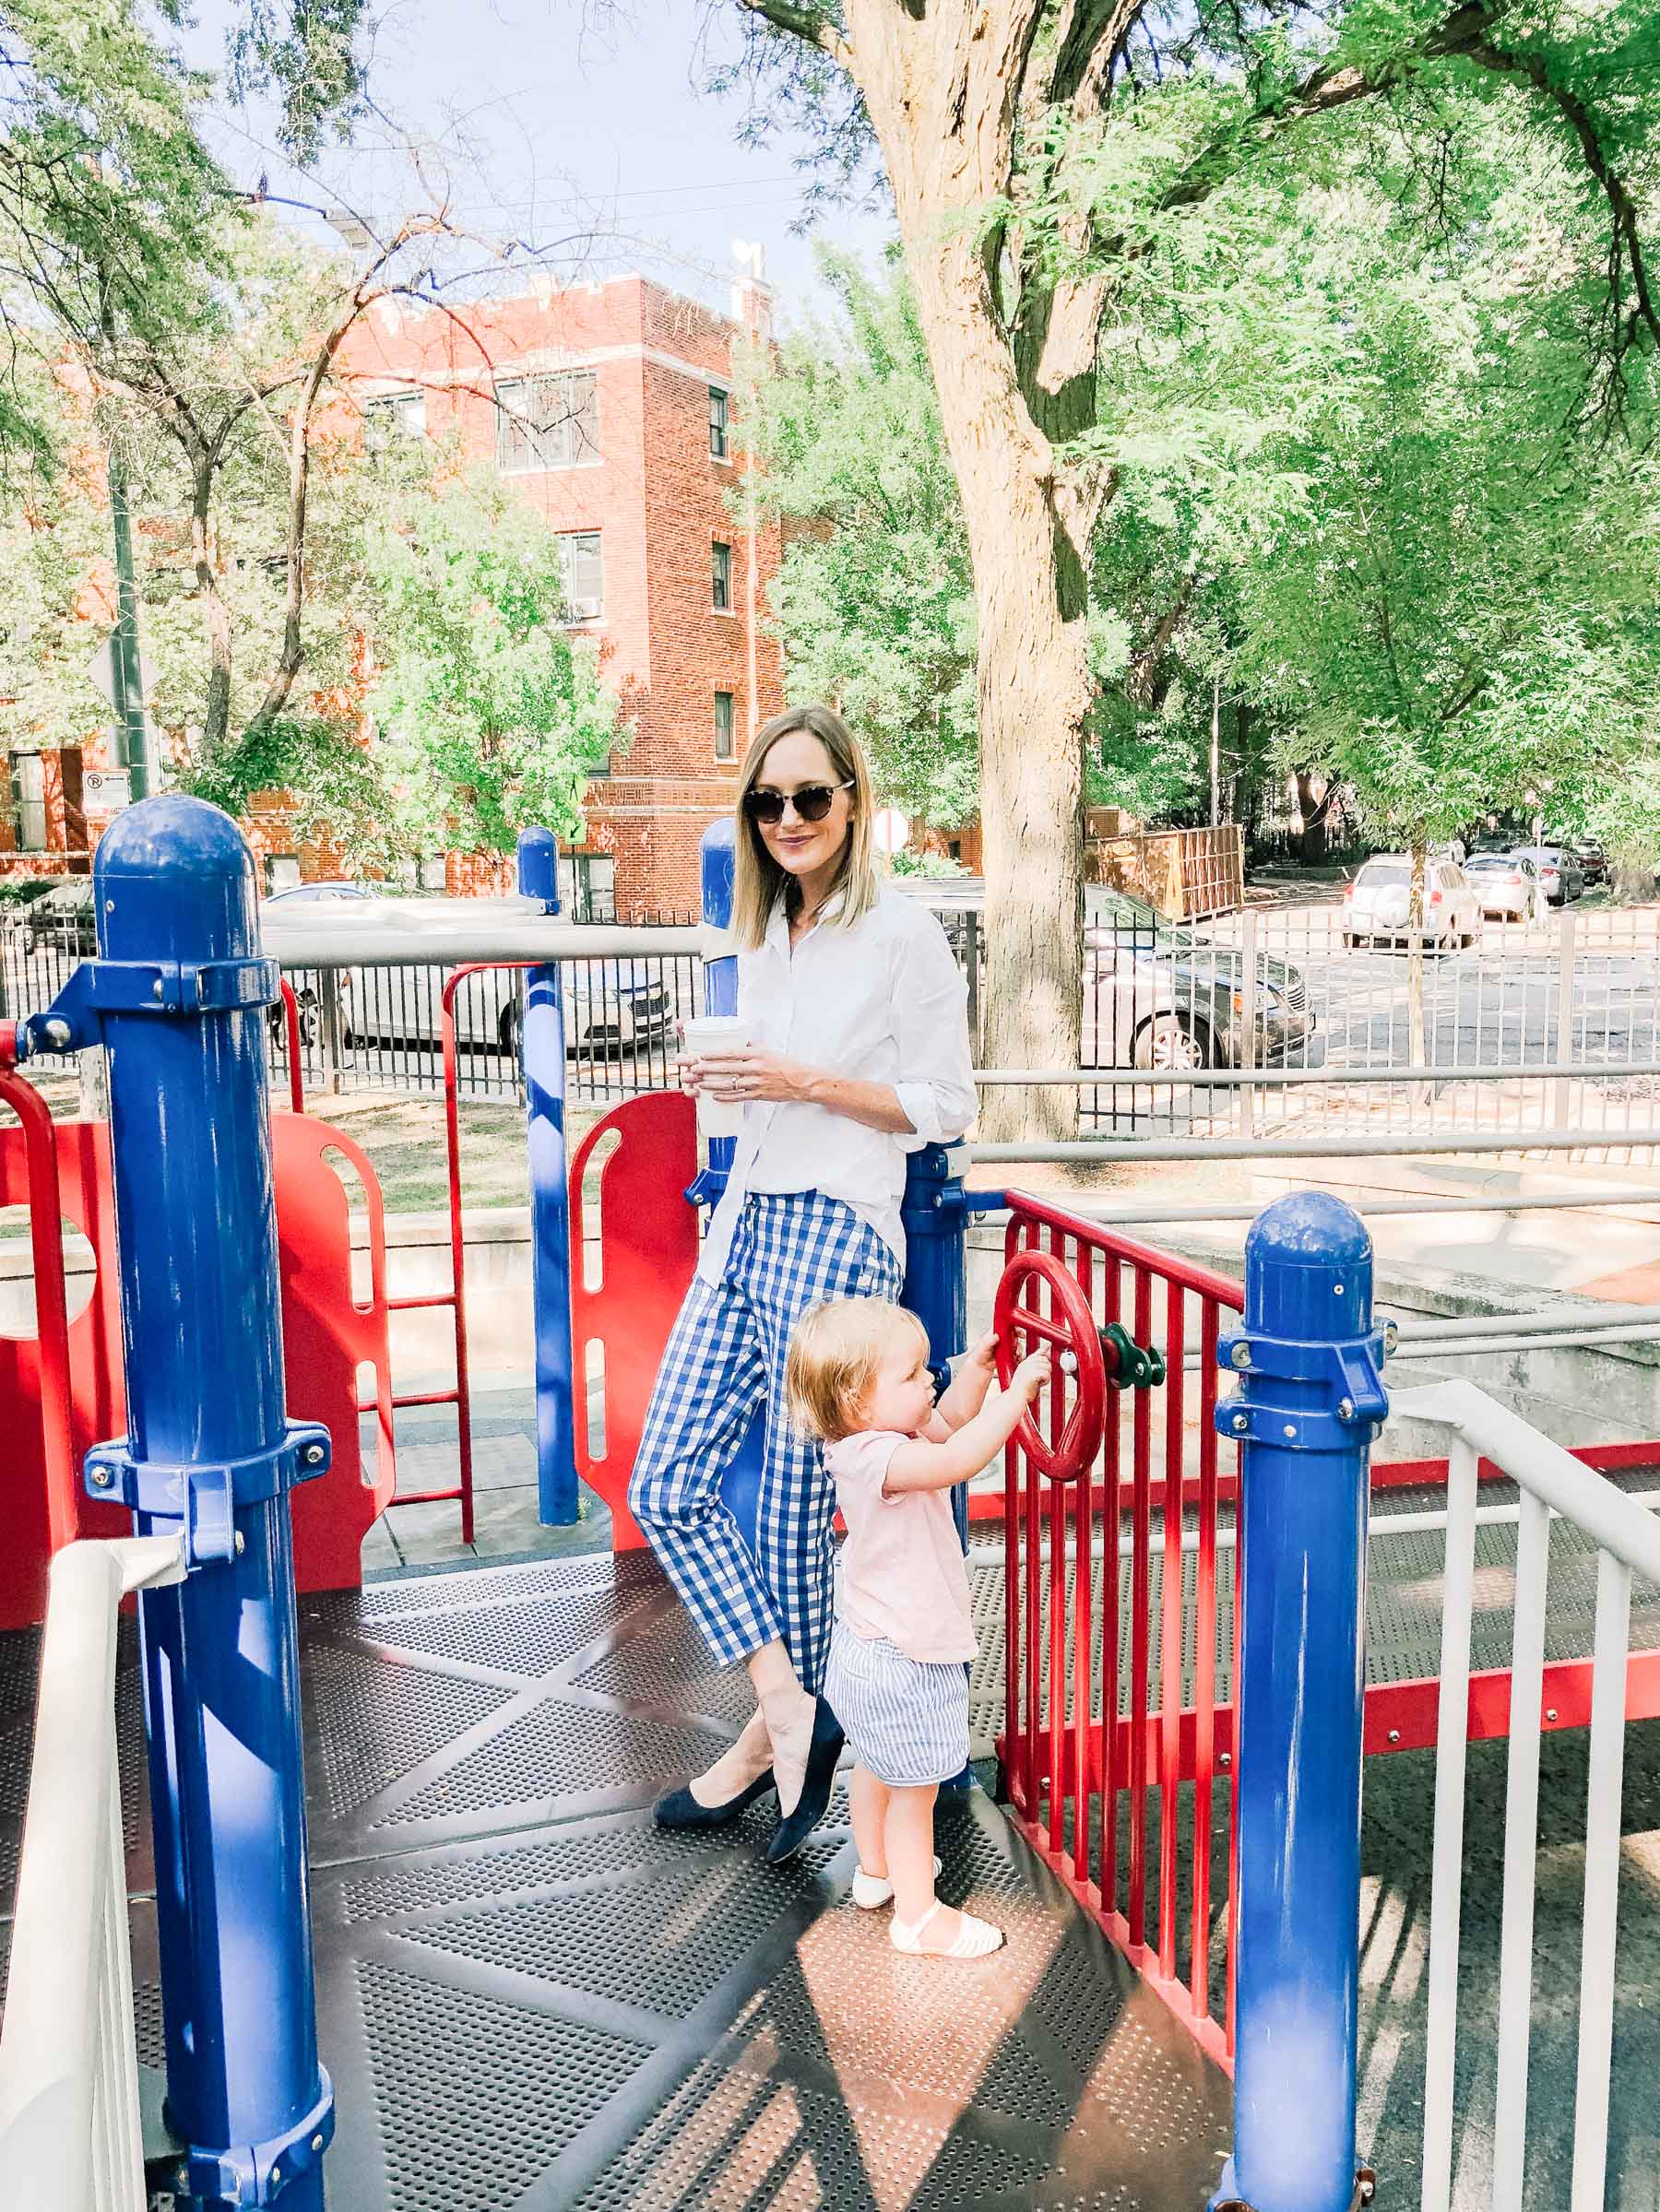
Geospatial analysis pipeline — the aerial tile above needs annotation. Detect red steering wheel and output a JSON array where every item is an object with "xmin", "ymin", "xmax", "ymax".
[{"xmin": 993, "ymin": 1248, "xmax": 1108, "ymax": 1485}]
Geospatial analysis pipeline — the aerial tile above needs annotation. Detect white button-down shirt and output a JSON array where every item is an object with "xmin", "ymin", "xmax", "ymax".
[{"xmin": 698, "ymin": 885, "xmax": 978, "ymax": 1283}]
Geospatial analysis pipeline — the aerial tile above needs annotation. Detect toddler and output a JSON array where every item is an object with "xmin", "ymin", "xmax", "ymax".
[{"xmin": 786, "ymin": 1298, "xmax": 1049, "ymax": 1958}]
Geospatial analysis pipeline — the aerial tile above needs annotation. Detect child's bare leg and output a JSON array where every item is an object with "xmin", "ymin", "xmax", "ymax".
[
  {"xmin": 848, "ymin": 1764, "xmax": 890, "ymax": 1876},
  {"xmin": 885, "ymin": 1784, "xmax": 942, "ymax": 1923}
]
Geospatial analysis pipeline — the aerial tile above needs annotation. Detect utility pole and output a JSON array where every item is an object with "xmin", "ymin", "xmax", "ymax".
[{"xmin": 106, "ymin": 449, "xmax": 151, "ymax": 799}]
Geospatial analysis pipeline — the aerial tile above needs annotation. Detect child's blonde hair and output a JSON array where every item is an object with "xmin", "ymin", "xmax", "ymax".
[{"xmin": 786, "ymin": 1298, "xmax": 928, "ymax": 1443}]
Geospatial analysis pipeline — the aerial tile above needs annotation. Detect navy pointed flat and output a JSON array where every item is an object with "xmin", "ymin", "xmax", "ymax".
[{"xmin": 652, "ymin": 1766, "xmax": 776, "ymax": 1830}]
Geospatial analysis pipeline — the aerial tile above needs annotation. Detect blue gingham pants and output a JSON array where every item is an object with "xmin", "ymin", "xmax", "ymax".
[{"xmin": 629, "ymin": 1192, "xmax": 901, "ymax": 1691}]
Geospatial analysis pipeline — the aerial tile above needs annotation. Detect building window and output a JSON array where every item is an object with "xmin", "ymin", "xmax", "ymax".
[
  {"xmin": 556, "ymin": 531, "xmax": 603, "ymax": 622},
  {"xmin": 364, "ymin": 390, "xmax": 427, "ymax": 448},
  {"xmin": 708, "ymin": 385, "xmax": 729, "ymax": 460},
  {"xmin": 10, "ymin": 751, "xmax": 46, "ymax": 851},
  {"xmin": 714, "ymin": 691, "xmax": 736, "ymax": 762},
  {"xmin": 712, "ymin": 540, "xmax": 732, "ymax": 612},
  {"xmin": 495, "ymin": 370, "xmax": 600, "ymax": 473}
]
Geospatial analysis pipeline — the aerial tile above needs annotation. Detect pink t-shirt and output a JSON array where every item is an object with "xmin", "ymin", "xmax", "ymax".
[{"xmin": 824, "ymin": 1428, "xmax": 976, "ymax": 1663}]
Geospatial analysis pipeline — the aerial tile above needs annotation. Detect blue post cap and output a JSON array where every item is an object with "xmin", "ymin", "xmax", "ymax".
[
  {"xmin": 1244, "ymin": 1189, "xmax": 1374, "ymax": 1338},
  {"xmin": 95, "ymin": 796, "xmax": 257, "ymax": 962},
  {"xmin": 516, "ymin": 826, "xmax": 560, "ymax": 911},
  {"xmin": 701, "ymin": 818, "xmax": 735, "ymax": 931}
]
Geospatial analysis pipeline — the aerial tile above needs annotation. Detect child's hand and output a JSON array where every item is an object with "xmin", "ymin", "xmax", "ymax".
[
  {"xmin": 1012, "ymin": 1349, "xmax": 1051, "ymax": 1404},
  {"xmin": 962, "ymin": 1331, "xmax": 999, "ymax": 1379}
]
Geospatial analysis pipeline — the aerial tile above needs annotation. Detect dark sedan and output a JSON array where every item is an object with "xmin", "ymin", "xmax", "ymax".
[{"xmin": 1085, "ymin": 891, "xmax": 1322, "ymax": 1071}]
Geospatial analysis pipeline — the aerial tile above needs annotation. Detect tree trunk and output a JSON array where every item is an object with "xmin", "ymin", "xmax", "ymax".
[
  {"xmin": 847, "ymin": 0, "xmax": 1089, "ymax": 1142},
  {"xmin": 191, "ymin": 456, "xmax": 233, "ymax": 754}
]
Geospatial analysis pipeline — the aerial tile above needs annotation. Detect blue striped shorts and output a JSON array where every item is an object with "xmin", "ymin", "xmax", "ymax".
[{"xmin": 824, "ymin": 1622, "xmax": 970, "ymax": 1789}]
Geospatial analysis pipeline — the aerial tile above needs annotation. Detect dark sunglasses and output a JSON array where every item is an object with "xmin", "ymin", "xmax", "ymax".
[{"xmin": 742, "ymin": 779, "xmax": 854, "ymax": 826}]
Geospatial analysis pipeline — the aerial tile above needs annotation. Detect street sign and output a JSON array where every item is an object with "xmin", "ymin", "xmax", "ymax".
[
  {"xmin": 872, "ymin": 807, "xmax": 910, "ymax": 856},
  {"xmin": 85, "ymin": 633, "xmax": 157, "ymax": 713},
  {"xmin": 84, "ymin": 768, "xmax": 132, "ymax": 817}
]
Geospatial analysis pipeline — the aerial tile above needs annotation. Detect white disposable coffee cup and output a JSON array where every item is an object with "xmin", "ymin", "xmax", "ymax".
[{"xmin": 682, "ymin": 1013, "xmax": 751, "ymax": 1139}]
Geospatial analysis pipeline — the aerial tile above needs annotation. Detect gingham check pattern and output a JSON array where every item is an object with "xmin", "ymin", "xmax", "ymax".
[{"xmin": 630, "ymin": 1192, "xmax": 901, "ymax": 1688}]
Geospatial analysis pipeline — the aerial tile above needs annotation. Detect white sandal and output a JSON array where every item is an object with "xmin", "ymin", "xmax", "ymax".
[
  {"xmin": 889, "ymin": 1900, "xmax": 1004, "ymax": 1958},
  {"xmin": 851, "ymin": 1855, "xmax": 940, "ymax": 1910}
]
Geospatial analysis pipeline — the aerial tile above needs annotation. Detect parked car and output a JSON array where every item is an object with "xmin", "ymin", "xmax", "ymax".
[
  {"xmin": 1572, "ymin": 837, "xmax": 1607, "ymax": 887},
  {"xmin": 1341, "ymin": 857, "xmax": 1482, "ymax": 951},
  {"xmin": 1084, "ymin": 891, "xmax": 1321, "ymax": 1071},
  {"xmin": 23, "ymin": 875, "xmax": 97, "ymax": 956},
  {"xmin": 1461, "ymin": 851, "xmax": 1540, "ymax": 921},
  {"xmin": 264, "ymin": 881, "xmax": 379, "ymax": 906},
  {"xmin": 1509, "ymin": 845, "xmax": 1583, "ymax": 905},
  {"xmin": 262, "ymin": 893, "xmax": 675, "ymax": 1061}
]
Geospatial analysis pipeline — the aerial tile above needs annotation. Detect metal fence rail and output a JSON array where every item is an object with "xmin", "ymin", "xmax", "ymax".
[
  {"xmin": 0, "ymin": 1533, "xmax": 187, "ymax": 2208},
  {"xmin": 1394, "ymin": 1378, "xmax": 1660, "ymax": 2212}
]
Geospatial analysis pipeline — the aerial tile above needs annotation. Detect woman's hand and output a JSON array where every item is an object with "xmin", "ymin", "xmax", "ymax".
[{"xmin": 682, "ymin": 1043, "xmax": 817, "ymax": 1106}]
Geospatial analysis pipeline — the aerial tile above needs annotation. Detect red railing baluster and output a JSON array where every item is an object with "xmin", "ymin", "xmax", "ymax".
[
  {"xmin": 1159, "ymin": 1278, "xmax": 1186, "ymax": 1984},
  {"xmin": 1129, "ymin": 1264, "xmax": 1153, "ymax": 1948},
  {"xmin": 1047, "ymin": 1223, "xmax": 1067, "ymax": 1860},
  {"xmin": 1073, "ymin": 1242, "xmax": 1095, "ymax": 1895},
  {"xmin": 1101, "ymin": 1250, "xmax": 1122, "ymax": 1924},
  {"xmin": 1192, "ymin": 1295, "xmax": 1221, "ymax": 2026}
]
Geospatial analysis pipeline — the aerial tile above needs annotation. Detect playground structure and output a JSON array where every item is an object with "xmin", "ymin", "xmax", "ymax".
[{"xmin": 0, "ymin": 798, "xmax": 1655, "ymax": 2210}]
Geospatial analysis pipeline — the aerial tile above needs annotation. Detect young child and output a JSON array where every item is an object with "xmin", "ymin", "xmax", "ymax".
[{"xmin": 786, "ymin": 1298, "xmax": 1049, "ymax": 1959}]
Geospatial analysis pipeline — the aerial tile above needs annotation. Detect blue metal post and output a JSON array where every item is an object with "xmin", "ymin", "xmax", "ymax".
[
  {"xmin": 899, "ymin": 1142, "xmax": 973, "ymax": 1546},
  {"xmin": 1210, "ymin": 1192, "xmax": 1389, "ymax": 2212},
  {"xmin": 39, "ymin": 798, "xmax": 333, "ymax": 2209},
  {"xmin": 517, "ymin": 826, "xmax": 578, "ymax": 1525}
]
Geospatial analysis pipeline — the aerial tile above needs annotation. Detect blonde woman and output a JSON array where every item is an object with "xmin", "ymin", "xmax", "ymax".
[{"xmin": 629, "ymin": 704, "xmax": 977, "ymax": 1863}]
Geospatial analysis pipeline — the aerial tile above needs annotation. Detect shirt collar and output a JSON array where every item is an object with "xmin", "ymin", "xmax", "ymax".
[{"xmin": 765, "ymin": 880, "xmax": 851, "ymax": 952}]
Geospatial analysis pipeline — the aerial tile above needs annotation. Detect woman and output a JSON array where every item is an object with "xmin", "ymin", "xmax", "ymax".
[{"xmin": 629, "ymin": 704, "xmax": 977, "ymax": 1863}]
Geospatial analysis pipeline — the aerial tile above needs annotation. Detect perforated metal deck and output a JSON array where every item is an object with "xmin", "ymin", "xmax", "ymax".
[{"xmin": 0, "ymin": 1549, "xmax": 1232, "ymax": 2211}]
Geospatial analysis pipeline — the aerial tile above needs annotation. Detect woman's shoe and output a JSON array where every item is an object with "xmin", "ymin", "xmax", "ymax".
[
  {"xmin": 765, "ymin": 1700, "xmax": 844, "ymax": 1864},
  {"xmin": 652, "ymin": 1767, "xmax": 776, "ymax": 1830}
]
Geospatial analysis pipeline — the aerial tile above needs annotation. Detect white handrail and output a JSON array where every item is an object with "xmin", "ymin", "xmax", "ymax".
[
  {"xmin": 0, "ymin": 1534, "xmax": 186, "ymax": 2210},
  {"xmin": 1394, "ymin": 1379, "xmax": 1655, "ymax": 2212}
]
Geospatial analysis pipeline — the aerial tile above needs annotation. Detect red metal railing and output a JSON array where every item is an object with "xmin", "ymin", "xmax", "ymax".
[
  {"xmin": 999, "ymin": 1190, "xmax": 1244, "ymax": 2070},
  {"xmin": 0, "ymin": 1059, "xmax": 77, "ymax": 1552}
]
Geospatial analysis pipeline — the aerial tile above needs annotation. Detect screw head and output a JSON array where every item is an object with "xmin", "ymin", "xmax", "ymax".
[
  {"xmin": 89, "ymin": 1462, "xmax": 113, "ymax": 1488},
  {"xmin": 151, "ymin": 978, "xmax": 164, "ymax": 1000},
  {"xmin": 1230, "ymin": 1411, "xmax": 1250, "ymax": 1435},
  {"xmin": 1547, "ymin": 1707, "xmax": 1559, "ymax": 1722},
  {"xmin": 1219, "ymin": 1752, "xmax": 1231, "ymax": 1768},
  {"xmin": 1283, "ymin": 1424, "xmax": 1298, "ymax": 1439},
  {"xmin": 42, "ymin": 1018, "xmax": 71, "ymax": 1048},
  {"xmin": 1229, "ymin": 1342, "xmax": 1252, "ymax": 1371},
  {"xmin": 270, "ymin": 2169, "xmax": 280, "ymax": 2187},
  {"xmin": 1388, "ymin": 1729, "xmax": 1401, "ymax": 1745},
  {"xmin": 312, "ymin": 2134, "xmax": 325, "ymax": 2154},
  {"xmin": 1338, "ymin": 1397, "xmax": 1356, "ymax": 1422},
  {"xmin": 233, "ymin": 1532, "xmax": 245, "ymax": 1555},
  {"xmin": 303, "ymin": 1442, "xmax": 326, "ymax": 1465}
]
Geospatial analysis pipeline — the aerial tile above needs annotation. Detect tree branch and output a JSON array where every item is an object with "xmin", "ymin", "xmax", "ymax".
[{"xmin": 736, "ymin": 0, "xmax": 852, "ymax": 68}]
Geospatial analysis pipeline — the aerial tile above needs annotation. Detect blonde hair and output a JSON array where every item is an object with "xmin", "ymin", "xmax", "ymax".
[
  {"xmin": 786, "ymin": 1298, "xmax": 928, "ymax": 1443},
  {"xmin": 730, "ymin": 704, "xmax": 881, "ymax": 952}
]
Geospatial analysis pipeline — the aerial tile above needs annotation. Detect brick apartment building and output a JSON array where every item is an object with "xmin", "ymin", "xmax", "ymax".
[
  {"xmin": 336, "ymin": 268, "xmax": 786, "ymax": 917},
  {"xmin": 1, "ymin": 269, "xmax": 786, "ymax": 917}
]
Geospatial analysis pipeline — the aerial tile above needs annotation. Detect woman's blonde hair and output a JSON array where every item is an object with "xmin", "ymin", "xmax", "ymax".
[
  {"xmin": 730, "ymin": 704, "xmax": 880, "ymax": 952},
  {"xmin": 786, "ymin": 1298, "xmax": 928, "ymax": 1444}
]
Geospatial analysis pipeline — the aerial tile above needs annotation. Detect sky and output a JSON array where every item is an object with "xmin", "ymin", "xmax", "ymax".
[{"xmin": 188, "ymin": 1, "xmax": 897, "ymax": 330}]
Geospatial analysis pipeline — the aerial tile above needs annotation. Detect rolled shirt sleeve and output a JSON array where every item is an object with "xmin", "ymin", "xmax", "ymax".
[{"xmin": 892, "ymin": 910, "xmax": 978, "ymax": 1152}]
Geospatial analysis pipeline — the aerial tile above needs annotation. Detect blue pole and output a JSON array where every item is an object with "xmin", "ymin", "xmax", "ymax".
[
  {"xmin": 1210, "ymin": 1192, "xmax": 1388, "ymax": 2212},
  {"xmin": 517, "ymin": 826, "xmax": 578, "ymax": 1525},
  {"xmin": 899, "ymin": 1143, "xmax": 973, "ymax": 1547},
  {"xmin": 51, "ymin": 798, "xmax": 332, "ymax": 2209}
]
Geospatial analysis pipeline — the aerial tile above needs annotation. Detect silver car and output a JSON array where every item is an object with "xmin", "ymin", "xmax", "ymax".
[
  {"xmin": 1462, "ymin": 851, "xmax": 1540, "ymax": 920},
  {"xmin": 266, "ymin": 894, "xmax": 675, "ymax": 1059},
  {"xmin": 1509, "ymin": 845, "xmax": 1583, "ymax": 905}
]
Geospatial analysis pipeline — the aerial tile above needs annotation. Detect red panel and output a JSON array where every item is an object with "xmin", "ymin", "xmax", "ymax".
[
  {"xmin": 568, "ymin": 1092, "xmax": 699, "ymax": 1548},
  {"xmin": 272, "ymin": 1112, "xmax": 397, "ymax": 1593},
  {"xmin": 0, "ymin": 1107, "xmax": 395, "ymax": 1626}
]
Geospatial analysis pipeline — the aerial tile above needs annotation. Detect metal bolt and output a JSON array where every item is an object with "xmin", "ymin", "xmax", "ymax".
[
  {"xmin": 1382, "ymin": 1319, "xmax": 1400, "ymax": 1354},
  {"xmin": 1337, "ymin": 1397, "xmax": 1356, "ymax": 1422},
  {"xmin": 271, "ymin": 2170, "xmax": 280, "ymax": 2187},
  {"xmin": 1230, "ymin": 1411, "xmax": 1250, "ymax": 1435},
  {"xmin": 89, "ymin": 1462, "xmax": 113, "ymax": 1488},
  {"xmin": 234, "ymin": 1532, "xmax": 245, "ymax": 1555},
  {"xmin": 105, "ymin": 899, "xmax": 115, "ymax": 915},
  {"xmin": 1229, "ymin": 1342, "xmax": 1251, "ymax": 1371},
  {"xmin": 1388, "ymin": 1729, "xmax": 1401, "ymax": 1745},
  {"xmin": 303, "ymin": 1442, "xmax": 326, "ymax": 1465},
  {"xmin": 42, "ymin": 1018, "xmax": 72, "ymax": 1049},
  {"xmin": 1334, "ymin": 1282, "xmax": 1346, "ymax": 1295},
  {"xmin": 312, "ymin": 2135, "xmax": 325, "ymax": 2154},
  {"xmin": 1219, "ymin": 1752, "xmax": 1231, "ymax": 1768},
  {"xmin": 1547, "ymin": 1707, "xmax": 1559, "ymax": 1722},
  {"xmin": 152, "ymin": 978, "xmax": 164, "ymax": 1000},
  {"xmin": 1283, "ymin": 1424, "xmax": 1298, "ymax": 1439}
]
